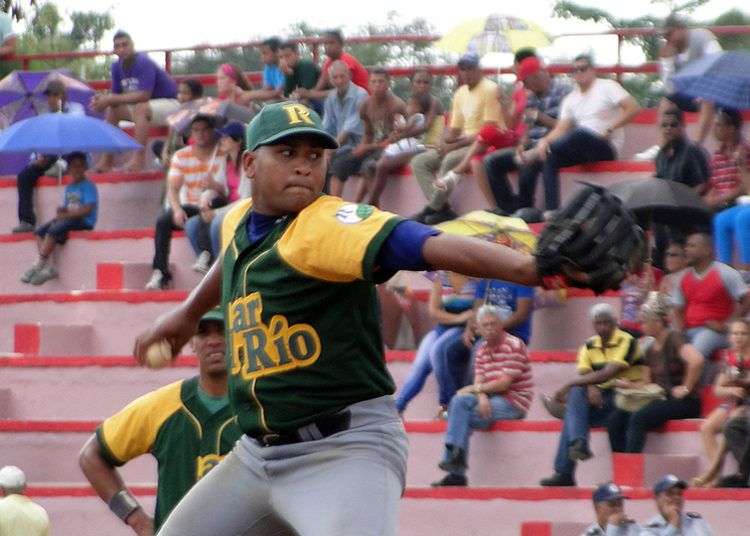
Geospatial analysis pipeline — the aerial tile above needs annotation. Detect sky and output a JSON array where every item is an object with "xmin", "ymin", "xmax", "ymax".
[{"xmin": 14, "ymin": 0, "xmax": 746, "ymax": 65}]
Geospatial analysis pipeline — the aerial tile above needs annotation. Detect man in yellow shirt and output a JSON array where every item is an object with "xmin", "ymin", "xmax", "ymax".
[
  {"xmin": 539, "ymin": 303, "xmax": 644, "ymax": 487},
  {"xmin": 411, "ymin": 53, "xmax": 503, "ymax": 224},
  {"xmin": 0, "ymin": 466, "xmax": 50, "ymax": 536}
]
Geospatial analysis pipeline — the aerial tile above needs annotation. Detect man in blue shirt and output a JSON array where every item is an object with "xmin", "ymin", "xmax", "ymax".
[
  {"xmin": 21, "ymin": 152, "xmax": 98, "ymax": 286},
  {"xmin": 90, "ymin": 31, "xmax": 179, "ymax": 172},
  {"xmin": 240, "ymin": 37, "xmax": 286, "ymax": 104}
]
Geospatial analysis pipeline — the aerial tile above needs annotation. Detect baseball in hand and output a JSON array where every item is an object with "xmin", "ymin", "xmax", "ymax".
[{"xmin": 145, "ymin": 339, "xmax": 173, "ymax": 369}]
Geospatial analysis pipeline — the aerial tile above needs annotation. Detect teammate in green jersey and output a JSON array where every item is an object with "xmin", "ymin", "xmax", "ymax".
[
  {"xmin": 133, "ymin": 102, "xmax": 574, "ymax": 536},
  {"xmin": 80, "ymin": 308, "xmax": 240, "ymax": 535}
]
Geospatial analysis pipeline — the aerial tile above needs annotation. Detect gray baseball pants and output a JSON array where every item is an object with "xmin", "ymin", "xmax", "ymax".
[{"xmin": 157, "ymin": 396, "xmax": 408, "ymax": 536}]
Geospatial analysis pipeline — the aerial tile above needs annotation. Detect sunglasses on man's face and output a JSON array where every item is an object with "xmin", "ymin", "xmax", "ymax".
[
  {"xmin": 571, "ymin": 65, "xmax": 590, "ymax": 74},
  {"xmin": 661, "ymin": 122, "xmax": 680, "ymax": 129}
]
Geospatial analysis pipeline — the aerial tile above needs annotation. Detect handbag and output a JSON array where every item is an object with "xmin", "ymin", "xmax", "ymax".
[{"xmin": 614, "ymin": 383, "xmax": 666, "ymax": 412}]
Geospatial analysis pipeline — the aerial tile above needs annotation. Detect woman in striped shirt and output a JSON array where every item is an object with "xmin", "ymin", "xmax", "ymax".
[{"xmin": 432, "ymin": 304, "xmax": 532, "ymax": 487}]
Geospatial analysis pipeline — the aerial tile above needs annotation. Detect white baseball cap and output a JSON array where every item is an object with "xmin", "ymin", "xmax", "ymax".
[{"xmin": 0, "ymin": 466, "xmax": 26, "ymax": 490}]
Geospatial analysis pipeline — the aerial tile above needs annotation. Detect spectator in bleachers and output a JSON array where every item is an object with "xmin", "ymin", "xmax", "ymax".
[
  {"xmin": 90, "ymin": 31, "xmax": 179, "ymax": 172},
  {"xmin": 642, "ymin": 475, "xmax": 714, "ymax": 534},
  {"xmin": 431, "ymin": 304, "xmax": 531, "ymax": 487},
  {"xmin": 659, "ymin": 239, "xmax": 688, "ymax": 296},
  {"xmin": 20, "ymin": 152, "xmax": 97, "ymax": 286},
  {"xmin": 154, "ymin": 78, "xmax": 205, "ymax": 168},
  {"xmin": 329, "ymin": 69, "xmax": 407, "ymax": 201},
  {"xmin": 540, "ymin": 304, "xmax": 644, "ymax": 487},
  {"xmin": 693, "ymin": 318, "xmax": 750, "ymax": 487},
  {"xmin": 280, "ymin": 40, "xmax": 320, "ymax": 96},
  {"xmin": 146, "ymin": 114, "xmax": 226, "ymax": 290},
  {"xmin": 411, "ymin": 53, "xmax": 504, "ymax": 225},
  {"xmin": 522, "ymin": 54, "xmax": 640, "ymax": 213},
  {"xmin": 608, "ymin": 292, "xmax": 703, "ymax": 454},
  {"xmin": 239, "ymin": 37, "xmax": 286, "ymax": 103},
  {"xmin": 185, "ymin": 121, "xmax": 246, "ymax": 274},
  {"xmin": 582, "ymin": 483, "xmax": 641, "ymax": 536},
  {"xmin": 367, "ymin": 68, "xmax": 443, "ymax": 207},
  {"xmin": 708, "ymin": 109, "xmax": 750, "ymax": 277},
  {"xmin": 619, "ymin": 263, "xmax": 662, "ymax": 338},
  {"xmin": 322, "ymin": 61, "xmax": 368, "ymax": 195},
  {"xmin": 659, "ymin": 15, "xmax": 721, "ymax": 147},
  {"xmin": 13, "ymin": 79, "xmax": 86, "ymax": 233},
  {"xmin": 0, "ymin": 466, "xmax": 50, "ymax": 535},
  {"xmin": 671, "ymin": 231, "xmax": 750, "ymax": 363},
  {"xmin": 214, "ymin": 63, "xmax": 253, "ymax": 105},
  {"xmin": 395, "ymin": 272, "xmax": 477, "ymax": 417},
  {"xmin": 295, "ymin": 29, "xmax": 369, "ymax": 101},
  {"xmin": 655, "ymin": 109, "xmax": 710, "ymax": 188},
  {"xmin": 484, "ymin": 55, "xmax": 573, "ymax": 214}
]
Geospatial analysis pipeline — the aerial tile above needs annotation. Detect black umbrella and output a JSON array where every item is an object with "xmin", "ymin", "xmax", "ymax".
[{"xmin": 608, "ymin": 178, "xmax": 711, "ymax": 228}]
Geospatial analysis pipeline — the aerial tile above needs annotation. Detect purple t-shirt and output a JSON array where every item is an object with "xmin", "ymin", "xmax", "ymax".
[{"xmin": 111, "ymin": 52, "xmax": 177, "ymax": 99}]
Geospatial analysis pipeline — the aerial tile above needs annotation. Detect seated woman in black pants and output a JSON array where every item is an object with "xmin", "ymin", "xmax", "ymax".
[{"xmin": 608, "ymin": 292, "xmax": 704, "ymax": 453}]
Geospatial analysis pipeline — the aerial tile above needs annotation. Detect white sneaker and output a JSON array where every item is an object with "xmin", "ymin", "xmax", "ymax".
[
  {"xmin": 192, "ymin": 251, "xmax": 212, "ymax": 274},
  {"xmin": 145, "ymin": 269, "xmax": 167, "ymax": 290},
  {"xmin": 634, "ymin": 144, "xmax": 660, "ymax": 161}
]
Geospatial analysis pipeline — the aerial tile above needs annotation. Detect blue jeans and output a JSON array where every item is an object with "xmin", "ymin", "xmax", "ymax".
[
  {"xmin": 394, "ymin": 327, "xmax": 463, "ymax": 412},
  {"xmin": 443, "ymin": 393, "xmax": 524, "ymax": 475},
  {"xmin": 541, "ymin": 128, "xmax": 615, "ymax": 210},
  {"xmin": 553, "ymin": 386, "xmax": 615, "ymax": 476},
  {"xmin": 714, "ymin": 204, "xmax": 750, "ymax": 265},
  {"xmin": 433, "ymin": 330, "xmax": 475, "ymax": 406},
  {"xmin": 210, "ymin": 212, "xmax": 224, "ymax": 257}
]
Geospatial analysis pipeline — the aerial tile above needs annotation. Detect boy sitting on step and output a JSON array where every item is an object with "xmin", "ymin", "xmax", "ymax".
[{"xmin": 21, "ymin": 152, "xmax": 98, "ymax": 286}]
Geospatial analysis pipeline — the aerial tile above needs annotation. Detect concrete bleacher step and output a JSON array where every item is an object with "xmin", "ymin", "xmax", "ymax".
[
  {"xmin": 14, "ymin": 323, "xmax": 93, "ymax": 355},
  {"xmin": 0, "ymin": 171, "xmax": 164, "ymax": 232},
  {"xmin": 0, "ymin": 419, "xmax": 708, "ymax": 488},
  {"xmin": 0, "ymin": 288, "xmax": 617, "ymax": 354},
  {"xmin": 0, "ymin": 232, "xmax": 203, "ymax": 295},
  {"xmin": 521, "ymin": 521, "xmax": 588, "ymax": 536},
  {"xmin": 612, "ymin": 452, "xmax": 701, "ymax": 489},
  {"xmin": 22, "ymin": 485, "xmax": 750, "ymax": 536}
]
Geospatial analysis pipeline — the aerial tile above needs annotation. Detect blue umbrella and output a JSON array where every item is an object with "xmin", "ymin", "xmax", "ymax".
[
  {"xmin": 0, "ymin": 113, "xmax": 141, "ymax": 154},
  {"xmin": 671, "ymin": 51, "xmax": 750, "ymax": 111}
]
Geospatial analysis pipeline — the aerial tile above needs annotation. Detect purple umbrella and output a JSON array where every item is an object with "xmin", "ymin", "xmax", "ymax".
[{"xmin": 0, "ymin": 69, "xmax": 96, "ymax": 125}]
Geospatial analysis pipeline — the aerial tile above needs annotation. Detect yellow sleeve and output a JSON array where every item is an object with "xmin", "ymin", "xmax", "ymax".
[
  {"xmin": 96, "ymin": 381, "xmax": 183, "ymax": 465},
  {"xmin": 576, "ymin": 343, "xmax": 593, "ymax": 373},
  {"xmin": 221, "ymin": 198, "xmax": 254, "ymax": 253},
  {"xmin": 481, "ymin": 81, "xmax": 503, "ymax": 125},
  {"xmin": 277, "ymin": 196, "xmax": 401, "ymax": 282},
  {"xmin": 448, "ymin": 89, "xmax": 465, "ymax": 131},
  {"xmin": 609, "ymin": 331, "xmax": 639, "ymax": 367}
]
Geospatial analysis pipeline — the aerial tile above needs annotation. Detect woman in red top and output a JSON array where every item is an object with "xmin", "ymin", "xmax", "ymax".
[
  {"xmin": 693, "ymin": 318, "xmax": 750, "ymax": 487},
  {"xmin": 215, "ymin": 63, "xmax": 252, "ymax": 105}
]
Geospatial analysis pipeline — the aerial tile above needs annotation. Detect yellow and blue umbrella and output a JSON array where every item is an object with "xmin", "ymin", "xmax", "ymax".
[{"xmin": 436, "ymin": 14, "xmax": 550, "ymax": 57}]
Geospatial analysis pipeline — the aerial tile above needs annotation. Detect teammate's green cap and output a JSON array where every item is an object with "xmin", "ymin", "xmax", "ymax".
[
  {"xmin": 199, "ymin": 307, "xmax": 224, "ymax": 325},
  {"xmin": 245, "ymin": 101, "xmax": 338, "ymax": 151}
]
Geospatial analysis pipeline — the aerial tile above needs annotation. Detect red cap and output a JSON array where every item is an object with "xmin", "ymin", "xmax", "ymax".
[{"xmin": 517, "ymin": 56, "xmax": 542, "ymax": 81}]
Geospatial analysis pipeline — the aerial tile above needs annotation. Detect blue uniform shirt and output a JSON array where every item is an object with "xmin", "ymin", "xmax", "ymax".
[{"xmin": 63, "ymin": 178, "xmax": 98, "ymax": 228}]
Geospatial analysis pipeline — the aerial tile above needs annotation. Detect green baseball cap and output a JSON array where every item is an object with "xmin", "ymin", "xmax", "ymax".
[
  {"xmin": 199, "ymin": 307, "xmax": 224, "ymax": 325},
  {"xmin": 245, "ymin": 101, "xmax": 338, "ymax": 151}
]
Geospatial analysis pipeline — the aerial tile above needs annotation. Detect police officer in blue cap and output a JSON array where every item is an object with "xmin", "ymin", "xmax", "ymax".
[
  {"xmin": 582, "ymin": 482, "xmax": 640, "ymax": 535},
  {"xmin": 642, "ymin": 474, "xmax": 714, "ymax": 535}
]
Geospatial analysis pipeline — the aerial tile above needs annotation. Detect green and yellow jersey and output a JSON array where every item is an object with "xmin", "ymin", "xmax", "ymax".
[
  {"xmin": 221, "ymin": 195, "xmax": 402, "ymax": 436},
  {"xmin": 95, "ymin": 377, "xmax": 241, "ymax": 530}
]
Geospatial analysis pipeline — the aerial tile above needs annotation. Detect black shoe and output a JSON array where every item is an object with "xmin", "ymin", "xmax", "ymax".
[
  {"xmin": 411, "ymin": 205, "xmax": 436, "ymax": 224},
  {"xmin": 423, "ymin": 205, "xmax": 457, "ymax": 225},
  {"xmin": 716, "ymin": 473, "xmax": 749, "ymax": 488},
  {"xmin": 438, "ymin": 445, "xmax": 467, "ymax": 474},
  {"xmin": 539, "ymin": 472, "xmax": 576, "ymax": 487},
  {"xmin": 487, "ymin": 206, "xmax": 510, "ymax": 216},
  {"xmin": 568, "ymin": 438, "xmax": 593, "ymax": 462},
  {"xmin": 431, "ymin": 473, "xmax": 468, "ymax": 487}
]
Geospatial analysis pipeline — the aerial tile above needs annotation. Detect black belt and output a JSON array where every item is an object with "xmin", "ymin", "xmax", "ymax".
[{"xmin": 253, "ymin": 410, "xmax": 352, "ymax": 447}]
